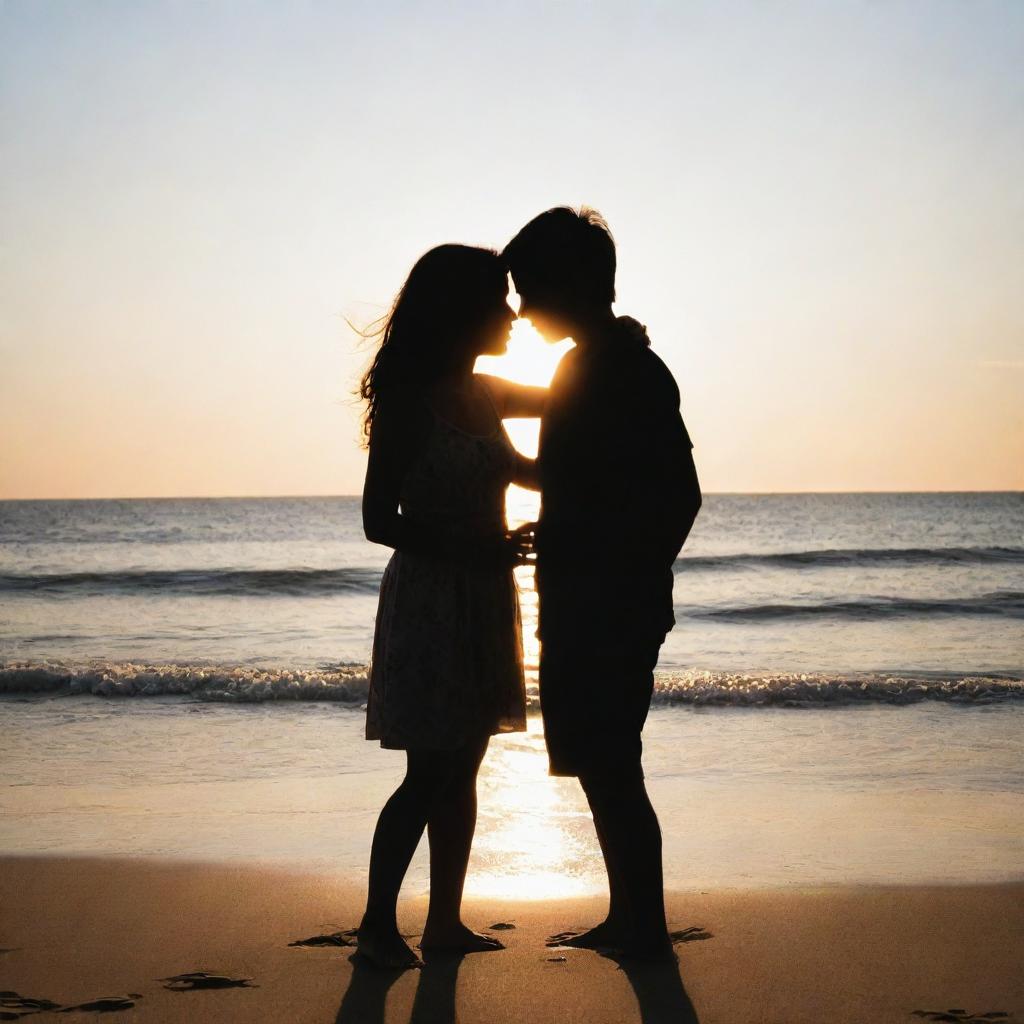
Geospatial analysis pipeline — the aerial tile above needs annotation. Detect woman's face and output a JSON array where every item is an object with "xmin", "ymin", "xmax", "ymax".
[{"xmin": 473, "ymin": 289, "xmax": 517, "ymax": 357}]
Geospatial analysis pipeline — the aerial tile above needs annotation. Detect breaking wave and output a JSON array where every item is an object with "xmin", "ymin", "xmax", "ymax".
[
  {"xmin": 2, "ymin": 662, "xmax": 1021, "ymax": 707},
  {"xmin": 4, "ymin": 547, "xmax": 1020, "ymax": 600},
  {"xmin": 686, "ymin": 591, "xmax": 1024, "ymax": 621},
  {"xmin": 0, "ymin": 567, "xmax": 383, "ymax": 597},
  {"xmin": 677, "ymin": 545, "xmax": 1024, "ymax": 571}
]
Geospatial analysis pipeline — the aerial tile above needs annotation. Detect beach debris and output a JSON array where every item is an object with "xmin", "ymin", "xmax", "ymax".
[
  {"xmin": 488, "ymin": 922, "xmax": 516, "ymax": 930},
  {"xmin": 57, "ymin": 995, "xmax": 142, "ymax": 1013},
  {"xmin": 160, "ymin": 972, "xmax": 255, "ymax": 991},
  {"xmin": 670, "ymin": 926, "xmax": 713, "ymax": 943},
  {"xmin": 289, "ymin": 928, "xmax": 358, "ymax": 947},
  {"xmin": 545, "ymin": 955, "xmax": 567, "ymax": 963},
  {"xmin": 1, "ymin": 990, "xmax": 63, "ymax": 1015},
  {"xmin": 912, "ymin": 1012, "xmax": 1011, "ymax": 1023}
]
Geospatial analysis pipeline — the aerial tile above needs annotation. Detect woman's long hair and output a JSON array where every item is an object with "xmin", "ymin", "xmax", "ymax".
[{"xmin": 358, "ymin": 244, "xmax": 507, "ymax": 443}]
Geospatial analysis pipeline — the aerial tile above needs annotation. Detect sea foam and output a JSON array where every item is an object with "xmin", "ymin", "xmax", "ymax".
[{"xmin": 2, "ymin": 661, "xmax": 1022, "ymax": 708}]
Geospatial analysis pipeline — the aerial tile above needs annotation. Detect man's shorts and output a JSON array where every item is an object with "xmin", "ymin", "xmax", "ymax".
[{"xmin": 539, "ymin": 640, "xmax": 660, "ymax": 781}]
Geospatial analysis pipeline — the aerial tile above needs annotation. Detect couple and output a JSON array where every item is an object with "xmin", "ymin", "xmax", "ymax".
[{"xmin": 357, "ymin": 207, "xmax": 701, "ymax": 969}]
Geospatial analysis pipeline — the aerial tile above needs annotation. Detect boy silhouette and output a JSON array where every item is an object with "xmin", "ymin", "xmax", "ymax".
[{"xmin": 504, "ymin": 207, "xmax": 701, "ymax": 959}]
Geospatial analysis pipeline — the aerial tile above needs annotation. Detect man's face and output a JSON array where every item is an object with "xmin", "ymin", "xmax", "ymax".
[{"xmin": 511, "ymin": 274, "xmax": 574, "ymax": 343}]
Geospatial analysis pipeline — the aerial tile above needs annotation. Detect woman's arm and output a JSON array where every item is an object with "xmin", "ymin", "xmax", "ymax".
[
  {"xmin": 512, "ymin": 453, "xmax": 540, "ymax": 491},
  {"xmin": 361, "ymin": 400, "xmax": 429, "ymax": 551},
  {"xmin": 476, "ymin": 373, "xmax": 548, "ymax": 418}
]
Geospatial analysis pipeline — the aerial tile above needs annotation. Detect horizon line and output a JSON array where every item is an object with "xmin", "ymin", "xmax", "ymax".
[{"xmin": 1, "ymin": 489, "xmax": 1021, "ymax": 503}]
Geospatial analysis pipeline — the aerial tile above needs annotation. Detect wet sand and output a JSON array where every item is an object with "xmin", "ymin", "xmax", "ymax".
[{"xmin": 0, "ymin": 856, "xmax": 1020, "ymax": 1023}]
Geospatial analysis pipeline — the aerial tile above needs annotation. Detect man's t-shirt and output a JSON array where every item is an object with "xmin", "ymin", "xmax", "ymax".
[{"xmin": 535, "ymin": 321, "xmax": 697, "ymax": 653}]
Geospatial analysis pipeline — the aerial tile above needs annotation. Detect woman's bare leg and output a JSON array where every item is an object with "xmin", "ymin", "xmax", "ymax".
[
  {"xmin": 421, "ymin": 736, "xmax": 502, "ymax": 952},
  {"xmin": 358, "ymin": 750, "xmax": 455, "ymax": 968}
]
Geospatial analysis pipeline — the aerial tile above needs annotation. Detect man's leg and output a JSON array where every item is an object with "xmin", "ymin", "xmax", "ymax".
[
  {"xmin": 580, "ymin": 644, "xmax": 666, "ymax": 954},
  {"xmin": 555, "ymin": 784, "xmax": 631, "ymax": 948},
  {"xmin": 579, "ymin": 772, "xmax": 671, "ymax": 958},
  {"xmin": 542, "ymin": 643, "xmax": 666, "ymax": 952},
  {"xmin": 541, "ymin": 646, "xmax": 628, "ymax": 947}
]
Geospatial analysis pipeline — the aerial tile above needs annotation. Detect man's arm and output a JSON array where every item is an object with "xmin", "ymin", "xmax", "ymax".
[{"xmin": 611, "ymin": 358, "xmax": 701, "ymax": 566}]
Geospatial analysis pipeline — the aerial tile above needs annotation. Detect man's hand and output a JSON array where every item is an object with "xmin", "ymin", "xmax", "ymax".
[
  {"xmin": 470, "ymin": 525, "xmax": 535, "ymax": 568},
  {"xmin": 508, "ymin": 522, "xmax": 538, "ymax": 566},
  {"xmin": 616, "ymin": 315, "xmax": 651, "ymax": 347}
]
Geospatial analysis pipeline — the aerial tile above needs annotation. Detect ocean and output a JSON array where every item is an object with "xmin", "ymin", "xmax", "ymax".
[{"xmin": 2, "ymin": 492, "xmax": 1022, "ymax": 895}]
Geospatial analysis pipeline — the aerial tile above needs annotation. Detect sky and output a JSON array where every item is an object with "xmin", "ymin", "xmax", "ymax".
[{"xmin": 1, "ymin": 0, "xmax": 1022, "ymax": 498}]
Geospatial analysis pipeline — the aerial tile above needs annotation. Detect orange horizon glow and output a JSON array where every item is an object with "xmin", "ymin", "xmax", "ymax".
[{"xmin": 2, "ymin": 4, "xmax": 1022, "ymax": 499}]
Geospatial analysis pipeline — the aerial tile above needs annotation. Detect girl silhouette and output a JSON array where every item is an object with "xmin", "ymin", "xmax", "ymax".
[{"xmin": 356, "ymin": 244, "xmax": 545, "ymax": 968}]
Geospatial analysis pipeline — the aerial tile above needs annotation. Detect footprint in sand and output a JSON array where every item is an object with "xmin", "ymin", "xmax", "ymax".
[
  {"xmin": 289, "ymin": 929, "xmax": 359, "ymax": 947},
  {"xmin": 160, "ymin": 972, "xmax": 255, "ymax": 991},
  {"xmin": 1, "ymin": 991, "xmax": 141, "ymax": 1017},
  {"xmin": 546, "ymin": 925, "xmax": 712, "ymax": 949},
  {"xmin": 670, "ymin": 926, "xmax": 713, "ymax": 943},
  {"xmin": 2, "ymin": 990, "xmax": 63, "ymax": 1018},
  {"xmin": 912, "ymin": 1011, "xmax": 1012, "ymax": 1023},
  {"xmin": 57, "ymin": 995, "xmax": 143, "ymax": 1013}
]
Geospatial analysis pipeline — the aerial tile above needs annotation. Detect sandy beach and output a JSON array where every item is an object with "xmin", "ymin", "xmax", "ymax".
[{"xmin": 1, "ymin": 856, "xmax": 1020, "ymax": 1023}]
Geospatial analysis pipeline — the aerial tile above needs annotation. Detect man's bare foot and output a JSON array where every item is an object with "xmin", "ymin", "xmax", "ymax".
[
  {"xmin": 546, "ymin": 920, "xmax": 627, "ymax": 950},
  {"xmin": 419, "ymin": 923, "xmax": 505, "ymax": 954},
  {"xmin": 355, "ymin": 926, "xmax": 423, "ymax": 969}
]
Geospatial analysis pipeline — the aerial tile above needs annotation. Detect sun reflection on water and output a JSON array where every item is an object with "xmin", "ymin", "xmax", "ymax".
[
  {"xmin": 476, "ymin": 319, "xmax": 567, "ymax": 690},
  {"xmin": 469, "ymin": 718, "xmax": 601, "ymax": 899},
  {"xmin": 464, "ymin": 320, "xmax": 601, "ymax": 900}
]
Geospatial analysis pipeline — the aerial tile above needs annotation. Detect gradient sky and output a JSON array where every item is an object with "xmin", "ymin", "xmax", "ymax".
[{"xmin": 2, "ymin": 0, "xmax": 1022, "ymax": 498}]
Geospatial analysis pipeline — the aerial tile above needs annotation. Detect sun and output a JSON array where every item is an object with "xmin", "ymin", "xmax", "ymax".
[
  {"xmin": 475, "ymin": 318, "xmax": 573, "ymax": 463},
  {"xmin": 475, "ymin": 318, "xmax": 573, "ymax": 388}
]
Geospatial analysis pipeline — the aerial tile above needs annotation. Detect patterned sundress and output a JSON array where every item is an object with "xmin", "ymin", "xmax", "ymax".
[{"xmin": 365, "ymin": 387, "xmax": 527, "ymax": 749}]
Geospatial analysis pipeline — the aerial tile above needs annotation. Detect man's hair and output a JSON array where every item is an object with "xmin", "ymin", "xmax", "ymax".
[{"xmin": 503, "ymin": 206, "xmax": 616, "ymax": 307}]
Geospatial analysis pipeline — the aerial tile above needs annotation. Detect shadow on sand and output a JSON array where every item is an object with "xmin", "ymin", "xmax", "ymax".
[
  {"xmin": 335, "ymin": 950, "xmax": 464, "ymax": 1024},
  {"xmin": 335, "ymin": 947, "xmax": 698, "ymax": 1024},
  {"xmin": 614, "ymin": 955, "xmax": 701, "ymax": 1024}
]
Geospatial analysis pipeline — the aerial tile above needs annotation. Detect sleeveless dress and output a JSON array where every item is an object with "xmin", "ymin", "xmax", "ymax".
[{"xmin": 365, "ymin": 388, "xmax": 527, "ymax": 750}]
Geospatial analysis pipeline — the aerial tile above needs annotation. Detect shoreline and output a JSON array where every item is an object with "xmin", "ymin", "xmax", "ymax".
[{"xmin": 1, "ymin": 855, "xmax": 1021, "ymax": 1023}]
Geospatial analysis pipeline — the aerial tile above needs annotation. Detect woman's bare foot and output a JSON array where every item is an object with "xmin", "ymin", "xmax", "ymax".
[
  {"xmin": 547, "ymin": 919, "xmax": 627, "ymax": 950},
  {"xmin": 419, "ymin": 922, "xmax": 505, "ymax": 953},
  {"xmin": 356, "ymin": 925, "xmax": 423, "ymax": 969}
]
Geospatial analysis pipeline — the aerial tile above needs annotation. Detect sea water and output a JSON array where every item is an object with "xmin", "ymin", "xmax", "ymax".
[{"xmin": 1, "ymin": 493, "xmax": 1022, "ymax": 893}]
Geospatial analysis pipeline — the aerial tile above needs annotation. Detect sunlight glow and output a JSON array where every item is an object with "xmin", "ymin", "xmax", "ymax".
[
  {"xmin": 478, "ymin": 322, "xmax": 559, "ymax": 675},
  {"xmin": 470, "ymin": 318, "xmax": 594, "ymax": 897},
  {"xmin": 467, "ymin": 720, "xmax": 602, "ymax": 899},
  {"xmin": 476, "ymin": 320, "xmax": 566, "ymax": 676},
  {"xmin": 476, "ymin": 318, "xmax": 573, "ymax": 388}
]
